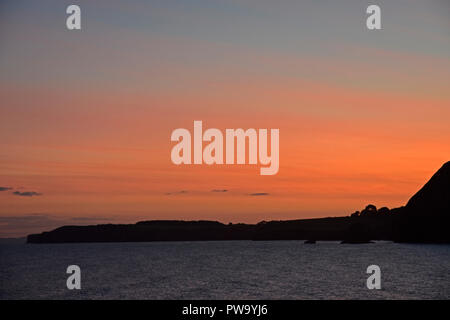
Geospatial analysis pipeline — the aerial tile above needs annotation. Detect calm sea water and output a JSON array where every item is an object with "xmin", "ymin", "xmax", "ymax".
[{"xmin": 0, "ymin": 241, "xmax": 449, "ymax": 299}]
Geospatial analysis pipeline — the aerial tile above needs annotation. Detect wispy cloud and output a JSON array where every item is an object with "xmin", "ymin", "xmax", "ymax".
[
  {"xmin": 165, "ymin": 190, "xmax": 188, "ymax": 195},
  {"xmin": 248, "ymin": 192, "xmax": 270, "ymax": 196},
  {"xmin": 12, "ymin": 191, "xmax": 42, "ymax": 197},
  {"xmin": 211, "ymin": 189, "xmax": 228, "ymax": 193},
  {"xmin": 0, "ymin": 187, "xmax": 13, "ymax": 191}
]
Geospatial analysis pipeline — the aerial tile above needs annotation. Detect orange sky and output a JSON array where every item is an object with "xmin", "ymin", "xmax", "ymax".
[{"xmin": 0, "ymin": 1, "xmax": 449, "ymax": 236}]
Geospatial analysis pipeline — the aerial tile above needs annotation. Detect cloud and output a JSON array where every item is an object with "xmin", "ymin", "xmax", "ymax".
[
  {"xmin": 12, "ymin": 191, "xmax": 42, "ymax": 197},
  {"xmin": 165, "ymin": 190, "xmax": 188, "ymax": 195},
  {"xmin": 211, "ymin": 189, "xmax": 228, "ymax": 193},
  {"xmin": 0, "ymin": 187, "xmax": 13, "ymax": 191},
  {"xmin": 248, "ymin": 192, "xmax": 270, "ymax": 196}
]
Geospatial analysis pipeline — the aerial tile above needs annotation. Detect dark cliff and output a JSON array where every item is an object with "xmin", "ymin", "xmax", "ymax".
[
  {"xmin": 394, "ymin": 161, "xmax": 450, "ymax": 243},
  {"xmin": 405, "ymin": 161, "xmax": 450, "ymax": 216},
  {"xmin": 27, "ymin": 161, "xmax": 450, "ymax": 244}
]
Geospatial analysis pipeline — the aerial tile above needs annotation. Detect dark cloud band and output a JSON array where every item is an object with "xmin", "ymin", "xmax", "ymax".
[{"xmin": 13, "ymin": 191, "xmax": 42, "ymax": 197}]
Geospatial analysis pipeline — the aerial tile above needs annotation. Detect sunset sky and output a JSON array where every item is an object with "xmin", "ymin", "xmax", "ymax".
[{"xmin": 1, "ymin": 0, "xmax": 449, "ymax": 237}]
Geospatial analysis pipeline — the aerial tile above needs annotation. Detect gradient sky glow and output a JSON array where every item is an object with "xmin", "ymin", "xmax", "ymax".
[{"xmin": 1, "ymin": 0, "xmax": 449, "ymax": 237}]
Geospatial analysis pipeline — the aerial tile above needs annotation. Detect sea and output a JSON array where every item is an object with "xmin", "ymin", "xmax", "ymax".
[{"xmin": 1, "ymin": 240, "xmax": 449, "ymax": 299}]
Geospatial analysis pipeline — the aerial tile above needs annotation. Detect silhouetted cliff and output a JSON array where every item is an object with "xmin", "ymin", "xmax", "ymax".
[
  {"xmin": 27, "ymin": 161, "xmax": 450, "ymax": 244},
  {"xmin": 405, "ymin": 161, "xmax": 450, "ymax": 216},
  {"xmin": 394, "ymin": 161, "xmax": 450, "ymax": 243},
  {"xmin": 27, "ymin": 216, "xmax": 397, "ymax": 243},
  {"xmin": 27, "ymin": 221, "xmax": 255, "ymax": 243}
]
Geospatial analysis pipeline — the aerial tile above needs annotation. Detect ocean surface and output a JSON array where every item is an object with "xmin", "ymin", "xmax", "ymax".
[{"xmin": 1, "ymin": 241, "xmax": 449, "ymax": 299}]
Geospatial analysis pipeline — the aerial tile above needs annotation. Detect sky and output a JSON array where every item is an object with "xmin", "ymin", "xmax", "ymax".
[{"xmin": 1, "ymin": 0, "xmax": 449, "ymax": 237}]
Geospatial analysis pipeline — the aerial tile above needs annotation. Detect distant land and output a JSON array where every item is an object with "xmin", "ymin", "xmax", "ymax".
[
  {"xmin": 0, "ymin": 237, "xmax": 26, "ymax": 244},
  {"xmin": 27, "ymin": 161, "xmax": 450, "ymax": 244}
]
